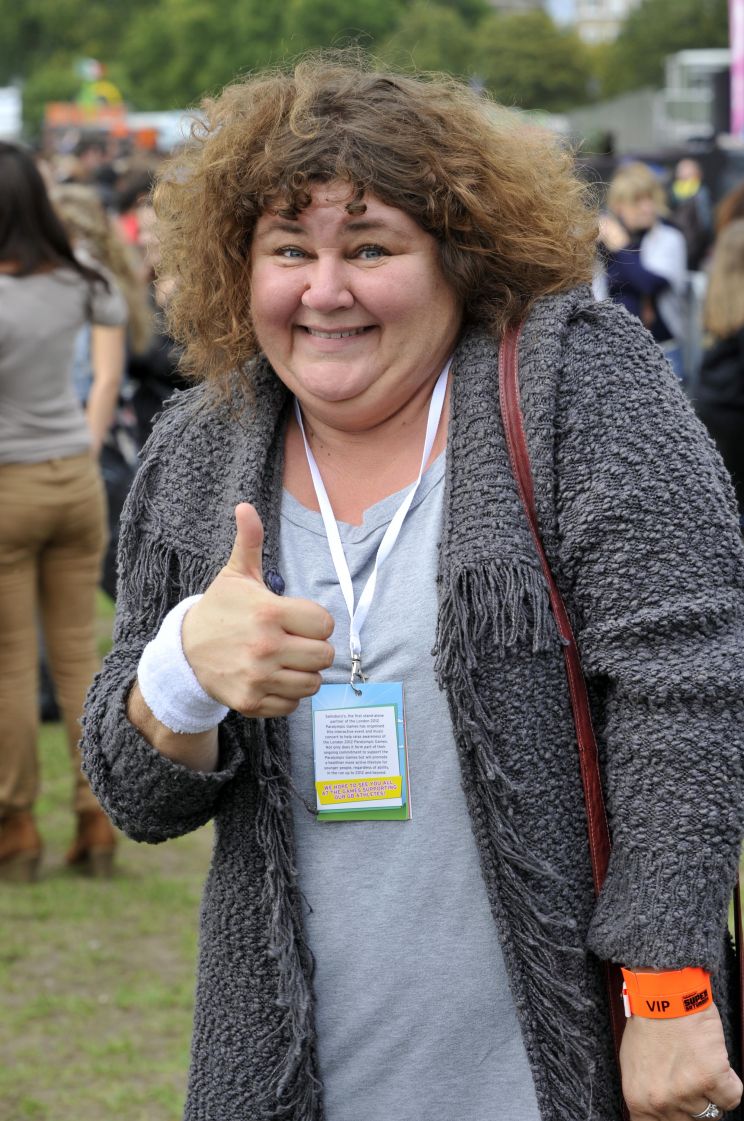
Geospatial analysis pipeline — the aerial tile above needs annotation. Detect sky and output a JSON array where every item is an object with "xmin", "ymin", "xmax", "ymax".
[{"xmin": 546, "ymin": 0, "xmax": 575, "ymax": 22}]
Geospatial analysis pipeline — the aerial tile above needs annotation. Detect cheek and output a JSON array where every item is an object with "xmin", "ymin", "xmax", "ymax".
[{"xmin": 250, "ymin": 268, "xmax": 303, "ymax": 331}]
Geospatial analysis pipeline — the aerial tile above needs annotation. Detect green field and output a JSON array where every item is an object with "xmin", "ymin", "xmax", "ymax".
[{"xmin": 0, "ymin": 595, "xmax": 213, "ymax": 1121}]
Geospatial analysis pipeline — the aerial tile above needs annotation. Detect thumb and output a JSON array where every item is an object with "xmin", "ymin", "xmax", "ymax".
[{"xmin": 226, "ymin": 503, "xmax": 265, "ymax": 582}]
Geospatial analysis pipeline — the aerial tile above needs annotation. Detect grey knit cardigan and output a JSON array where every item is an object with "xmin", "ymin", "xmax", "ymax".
[{"xmin": 82, "ymin": 287, "xmax": 744, "ymax": 1121}]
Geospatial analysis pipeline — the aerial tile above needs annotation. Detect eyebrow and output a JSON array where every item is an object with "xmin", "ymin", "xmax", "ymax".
[{"xmin": 255, "ymin": 217, "xmax": 401, "ymax": 240}]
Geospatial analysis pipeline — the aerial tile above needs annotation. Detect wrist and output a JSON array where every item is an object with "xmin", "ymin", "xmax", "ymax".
[
  {"xmin": 621, "ymin": 966, "xmax": 712, "ymax": 1020},
  {"xmin": 137, "ymin": 595, "xmax": 230, "ymax": 734}
]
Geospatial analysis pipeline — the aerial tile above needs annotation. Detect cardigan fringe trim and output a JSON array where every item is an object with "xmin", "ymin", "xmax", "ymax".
[
  {"xmin": 254, "ymin": 718, "xmax": 323, "ymax": 1118},
  {"xmin": 118, "ymin": 526, "xmax": 323, "ymax": 1117},
  {"xmin": 435, "ymin": 559, "xmax": 600, "ymax": 1118}
]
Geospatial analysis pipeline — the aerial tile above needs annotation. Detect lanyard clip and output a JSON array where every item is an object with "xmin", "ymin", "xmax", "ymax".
[{"xmin": 350, "ymin": 654, "xmax": 366, "ymax": 696}]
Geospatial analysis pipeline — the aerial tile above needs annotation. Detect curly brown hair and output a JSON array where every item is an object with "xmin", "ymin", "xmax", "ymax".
[{"xmin": 155, "ymin": 53, "xmax": 598, "ymax": 390}]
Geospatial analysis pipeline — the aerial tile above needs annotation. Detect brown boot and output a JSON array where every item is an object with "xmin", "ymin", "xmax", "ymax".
[
  {"xmin": 66, "ymin": 809, "xmax": 117, "ymax": 878},
  {"xmin": 0, "ymin": 810, "xmax": 42, "ymax": 883}
]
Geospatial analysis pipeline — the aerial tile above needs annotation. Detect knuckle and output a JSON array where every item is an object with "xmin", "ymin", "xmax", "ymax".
[
  {"xmin": 622, "ymin": 1090, "xmax": 645, "ymax": 1116},
  {"xmin": 235, "ymin": 684, "xmax": 268, "ymax": 716},
  {"xmin": 248, "ymin": 635, "xmax": 280, "ymax": 661},
  {"xmin": 252, "ymin": 601, "xmax": 281, "ymax": 629},
  {"xmin": 646, "ymin": 1087, "xmax": 672, "ymax": 1113},
  {"xmin": 702, "ymin": 1074, "xmax": 726, "ymax": 1096}
]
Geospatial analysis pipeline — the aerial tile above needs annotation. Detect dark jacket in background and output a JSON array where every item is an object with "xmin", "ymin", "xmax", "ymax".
[{"xmin": 695, "ymin": 326, "xmax": 744, "ymax": 520}]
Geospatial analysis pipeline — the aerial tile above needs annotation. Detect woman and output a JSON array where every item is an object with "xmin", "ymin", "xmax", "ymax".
[
  {"xmin": 694, "ymin": 219, "xmax": 744, "ymax": 524},
  {"xmin": 82, "ymin": 59, "xmax": 744, "ymax": 1120},
  {"xmin": 52, "ymin": 182, "xmax": 151, "ymax": 597},
  {"xmin": 0, "ymin": 142, "xmax": 127, "ymax": 880},
  {"xmin": 596, "ymin": 161, "xmax": 688, "ymax": 377}
]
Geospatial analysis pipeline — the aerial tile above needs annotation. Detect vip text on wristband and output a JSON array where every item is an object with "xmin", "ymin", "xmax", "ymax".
[{"xmin": 621, "ymin": 966, "xmax": 712, "ymax": 1019}]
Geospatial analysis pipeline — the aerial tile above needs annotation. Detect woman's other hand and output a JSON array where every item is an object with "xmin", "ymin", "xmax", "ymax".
[
  {"xmin": 181, "ymin": 503, "xmax": 335, "ymax": 719},
  {"xmin": 598, "ymin": 213, "xmax": 631, "ymax": 253},
  {"xmin": 620, "ymin": 1004, "xmax": 742, "ymax": 1119}
]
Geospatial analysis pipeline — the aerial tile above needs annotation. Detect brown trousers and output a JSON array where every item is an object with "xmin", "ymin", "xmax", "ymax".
[{"xmin": 0, "ymin": 454, "xmax": 107, "ymax": 815}]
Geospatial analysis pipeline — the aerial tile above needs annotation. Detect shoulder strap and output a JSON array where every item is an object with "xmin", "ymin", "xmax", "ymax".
[
  {"xmin": 498, "ymin": 324, "xmax": 629, "ymax": 1084},
  {"xmin": 498, "ymin": 325, "xmax": 611, "ymax": 893},
  {"xmin": 498, "ymin": 323, "xmax": 744, "ymax": 1088}
]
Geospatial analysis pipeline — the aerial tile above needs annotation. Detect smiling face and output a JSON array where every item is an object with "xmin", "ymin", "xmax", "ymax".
[{"xmin": 249, "ymin": 181, "xmax": 463, "ymax": 430}]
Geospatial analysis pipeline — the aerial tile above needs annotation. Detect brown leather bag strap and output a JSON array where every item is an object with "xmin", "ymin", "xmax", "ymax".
[
  {"xmin": 499, "ymin": 323, "xmax": 744, "ymax": 1093},
  {"xmin": 498, "ymin": 324, "xmax": 629, "ymax": 1094}
]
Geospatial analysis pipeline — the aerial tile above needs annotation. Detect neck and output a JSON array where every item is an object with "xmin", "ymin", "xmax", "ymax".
[{"xmin": 284, "ymin": 368, "xmax": 451, "ymax": 525}]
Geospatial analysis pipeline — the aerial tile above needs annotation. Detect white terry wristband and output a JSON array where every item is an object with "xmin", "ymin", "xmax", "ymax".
[{"xmin": 137, "ymin": 594, "xmax": 229, "ymax": 734}]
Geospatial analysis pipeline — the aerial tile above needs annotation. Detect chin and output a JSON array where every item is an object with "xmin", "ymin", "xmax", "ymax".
[{"xmin": 296, "ymin": 373, "xmax": 378, "ymax": 405}]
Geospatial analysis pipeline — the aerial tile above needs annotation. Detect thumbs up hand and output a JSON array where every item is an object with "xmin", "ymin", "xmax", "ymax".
[{"xmin": 181, "ymin": 503, "xmax": 335, "ymax": 718}]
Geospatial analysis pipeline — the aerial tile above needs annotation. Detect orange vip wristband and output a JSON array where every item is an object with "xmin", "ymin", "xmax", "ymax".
[{"xmin": 621, "ymin": 966, "xmax": 712, "ymax": 1019}]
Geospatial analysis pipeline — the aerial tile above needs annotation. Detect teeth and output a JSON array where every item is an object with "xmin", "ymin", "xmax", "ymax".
[{"xmin": 306, "ymin": 327, "xmax": 368, "ymax": 339}]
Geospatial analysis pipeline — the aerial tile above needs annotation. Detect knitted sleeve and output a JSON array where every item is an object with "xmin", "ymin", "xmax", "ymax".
[
  {"xmin": 554, "ymin": 303, "xmax": 744, "ymax": 972},
  {"xmin": 81, "ymin": 392, "xmax": 247, "ymax": 843}
]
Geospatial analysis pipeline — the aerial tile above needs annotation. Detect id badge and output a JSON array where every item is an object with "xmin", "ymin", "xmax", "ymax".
[{"xmin": 311, "ymin": 681, "xmax": 411, "ymax": 822}]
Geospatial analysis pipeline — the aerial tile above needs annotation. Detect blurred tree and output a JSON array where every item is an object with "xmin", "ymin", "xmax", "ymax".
[
  {"xmin": 379, "ymin": 3, "xmax": 477, "ymax": 76},
  {"xmin": 473, "ymin": 10, "xmax": 594, "ymax": 111},
  {"xmin": 0, "ymin": 0, "xmax": 149, "ymax": 85},
  {"xmin": 283, "ymin": 0, "xmax": 406, "ymax": 54},
  {"xmin": 601, "ymin": 0, "xmax": 729, "ymax": 96},
  {"xmin": 115, "ymin": 0, "xmax": 287, "ymax": 108},
  {"xmin": 0, "ymin": 0, "xmax": 598, "ymax": 133}
]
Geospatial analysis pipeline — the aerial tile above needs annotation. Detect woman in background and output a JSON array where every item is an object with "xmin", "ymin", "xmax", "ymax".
[
  {"xmin": 0, "ymin": 142, "xmax": 127, "ymax": 880},
  {"xmin": 597, "ymin": 161, "xmax": 688, "ymax": 376},
  {"xmin": 52, "ymin": 182, "xmax": 151, "ymax": 597},
  {"xmin": 695, "ymin": 219, "xmax": 744, "ymax": 525}
]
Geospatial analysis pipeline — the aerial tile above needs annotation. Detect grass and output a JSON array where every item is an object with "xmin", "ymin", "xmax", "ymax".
[{"xmin": 0, "ymin": 593, "xmax": 213, "ymax": 1121}]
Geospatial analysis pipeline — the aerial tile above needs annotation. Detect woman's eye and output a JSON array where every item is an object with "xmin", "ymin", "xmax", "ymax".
[
  {"xmin": 275, "ymin": 246, "xmax": 306, "ymax": 259},
  {"xmin": 354, "ymin": 244, "xmax": 387, "ymax": 261}
]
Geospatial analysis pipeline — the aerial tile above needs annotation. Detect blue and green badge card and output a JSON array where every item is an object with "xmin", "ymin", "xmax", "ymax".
[{"xmin": 311, "ymin": 681, "xmax": 410, "ymax": 821}]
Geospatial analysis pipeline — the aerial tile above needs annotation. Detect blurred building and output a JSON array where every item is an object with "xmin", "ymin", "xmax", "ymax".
[
  {"xmin": 575, "ymin": 0, "xmax": 641, "ymax": 43},
  {"xmin": 566, "ymin": 50, "xmax": 732, "ymax": 151}
]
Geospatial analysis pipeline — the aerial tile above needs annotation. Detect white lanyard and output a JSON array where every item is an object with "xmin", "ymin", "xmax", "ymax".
[{"xmin": 294, "ymin": 358, "xmax": 451, "ymax": 686}]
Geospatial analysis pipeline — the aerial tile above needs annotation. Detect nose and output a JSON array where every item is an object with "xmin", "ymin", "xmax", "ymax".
[{"xmin": 300, "ymin": 256, "xmax": 354, "ymax": 313}]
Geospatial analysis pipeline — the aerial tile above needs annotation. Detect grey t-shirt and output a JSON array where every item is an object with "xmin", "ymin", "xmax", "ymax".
[
  {"xmin": 0, "ymin": 264, "xmax": 127, "ymax": 464},
  {"xmin": 280, "ymin": 455, "xmax": 541, "ymax": 1121}
]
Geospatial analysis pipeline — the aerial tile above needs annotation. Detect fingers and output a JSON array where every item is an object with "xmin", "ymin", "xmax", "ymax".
[
  {"xmin": 280, "ymin": 635, "xmax": 335, "ymax": 673},
  {"xmin": 626, "ymin": 1063, "xmax": 742, "ymax": 1120},
  {"xmin": 268, "ymin": 669, "xmax": 324, "ymax": 699},
  {"xmin": 226, "ymin": 503, "xmax": 265, "ymax": 582},
  {"xmin": 278, "ymin": 595, "xmax": 335, "ymax": 641},
  {"xmin": 690, "ymin": 1067, "xmax": 744, "ymax": 1117},
  {"xmin": 232, "ymin": 671, "xmax": 323, "ymax": 718},
  {"xmin": 250, "ymin": 695, "xmax": 304, "ymax": 719}
]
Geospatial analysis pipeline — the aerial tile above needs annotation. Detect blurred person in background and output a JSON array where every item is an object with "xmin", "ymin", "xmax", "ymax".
[
  {"xmin": 114, "ymin": 168, "xmax": 157, "ymax": 255},
  {"xmin": 109, "ymin": 176, "xmax": 192, "ymax": 447},
  {"xmin": 0, "ymin": 142, "xmax": 127, "ymax": 881},
  {"xmin": 596, "ymin": 161, "xmax": 688, "ymax": 378},
  {"xmin": 52, "ymin": 183, "xmax": 150, "ymax": 420},
  {"xmin": 669, "ymin": 157, "xmax": 714, "ymax": 271},
  {"xmin": 715, "ymin": 180, "xmax": 744, "ymax": 236},
  {"xmin": 52, "ymin": 182, "xmax": 151, "ymax": 596},
  {"xmin": 70, "ymin": 137, "xmax": 117, "ymax": 208},
  {"xmin": 694, "ymin": 219, "xmax": 744, "ymax": 526}
]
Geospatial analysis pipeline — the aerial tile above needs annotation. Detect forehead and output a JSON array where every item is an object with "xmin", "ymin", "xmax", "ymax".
[{"xmin": 254, "ymin": 181, "xmax": 416, "ymax": 235}]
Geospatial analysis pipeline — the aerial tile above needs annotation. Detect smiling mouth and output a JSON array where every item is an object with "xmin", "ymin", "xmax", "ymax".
[{"xmin": 302, "ymin": 326, "xmax": 373, "ymax": 339}]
